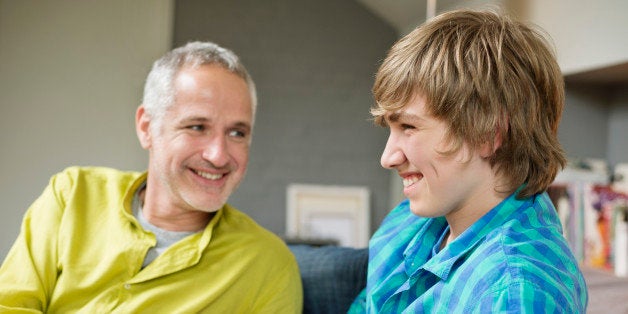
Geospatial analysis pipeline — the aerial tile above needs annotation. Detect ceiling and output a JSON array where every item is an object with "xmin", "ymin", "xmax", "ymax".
[{"xmin": 356, "ymin": 0, "xmax": 462, "ymax": 35}]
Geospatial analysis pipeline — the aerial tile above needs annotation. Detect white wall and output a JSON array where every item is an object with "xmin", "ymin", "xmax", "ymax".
[
  {"xmin": 522, "ymin": 0, "xmax": 628, "ymax": 75},
  {"xmin": 0, "ymin": 0, "xmax": 174, "ymax": 259},
  {"xmin": 436, "ymin": 0, "xmax": 628, "ymax": 75}
]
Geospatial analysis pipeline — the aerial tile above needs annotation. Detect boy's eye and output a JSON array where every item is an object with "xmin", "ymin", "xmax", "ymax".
[
  {"xmin": 188, "ymin": 125, "xmax": 205, "ymax": 131},
  {"xmin": 400, "ymin": 123, "xmax": 415, "ymax": 130}
]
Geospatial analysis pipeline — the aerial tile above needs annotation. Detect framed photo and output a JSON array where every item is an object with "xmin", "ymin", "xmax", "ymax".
[{"xmin": 286, "ymin": 184, "xmax": 370, "ymax": 248}]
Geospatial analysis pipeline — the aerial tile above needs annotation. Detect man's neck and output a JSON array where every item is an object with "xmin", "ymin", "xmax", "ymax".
[{"xmin": 139, "ymin": 186, "xmax": 214, "ymax": 232}]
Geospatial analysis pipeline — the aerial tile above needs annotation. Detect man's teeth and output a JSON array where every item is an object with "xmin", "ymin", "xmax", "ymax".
[
  {"xmin": 196, "ymin": 170, "xmax": 222, "ymax": 180},
  {"xmin": 402, "ymin": 176, "xmax": 420, "ymax": 187}
]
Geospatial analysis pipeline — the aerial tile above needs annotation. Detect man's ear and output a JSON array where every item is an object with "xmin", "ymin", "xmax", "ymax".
[{"xmin": 136, "ymin": 105, "xmax": 152, "ymax": 149}]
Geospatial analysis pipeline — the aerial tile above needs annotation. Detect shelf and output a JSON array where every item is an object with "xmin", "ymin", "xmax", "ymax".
[{"xmin": 564, "ymin": 61, "xmax": 628, "ymax": 89}]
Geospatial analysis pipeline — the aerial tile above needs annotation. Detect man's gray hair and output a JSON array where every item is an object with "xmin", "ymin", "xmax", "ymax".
[{"xmin": 142, "ymin": 41, "xmax": 257, "ymax": 124}]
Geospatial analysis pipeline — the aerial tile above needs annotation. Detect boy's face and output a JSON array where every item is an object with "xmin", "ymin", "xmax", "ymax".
[
  {"xmin": 380, "ymin": 93, "xmax": 497, "ymax": 219},
  {"xmin": 137, "ymin": 64, "xmax": 253, "ymax": 214}
]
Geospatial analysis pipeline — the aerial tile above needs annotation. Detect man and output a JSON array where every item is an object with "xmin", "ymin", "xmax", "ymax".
[
  {"xmin": 0, "ymin": 42, "xmax": 302, "ymax": 313},
  {"xmin": 349, "ymin": 10, "xmax": 587, "ymax": 313}
]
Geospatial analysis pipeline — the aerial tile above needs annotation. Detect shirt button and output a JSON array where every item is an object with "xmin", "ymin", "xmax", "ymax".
[{"xmin": 124, "ymin": 283, "xmax": 131, "ymax": 290}]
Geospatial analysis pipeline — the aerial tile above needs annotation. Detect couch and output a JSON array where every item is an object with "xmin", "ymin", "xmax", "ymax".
[{"xmin": 288, "ymin": 245, "xmax": 368, "ymax": 314}]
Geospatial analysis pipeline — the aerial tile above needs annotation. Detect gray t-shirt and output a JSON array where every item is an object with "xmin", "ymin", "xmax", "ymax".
[{"xmin": 131, "ymin": 183, "xmax": 197, "ymax": 268}]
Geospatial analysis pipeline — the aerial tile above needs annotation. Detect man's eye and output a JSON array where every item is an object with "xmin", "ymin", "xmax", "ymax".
[
  {"xmin": 400, "ymin": 123, "xmax": 415, "ymax": 130},
  {"xmin": 228, "ymin": 130, "xmax": 246, "ymax": 138}
]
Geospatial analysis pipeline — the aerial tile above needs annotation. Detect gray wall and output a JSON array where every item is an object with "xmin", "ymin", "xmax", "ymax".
[
  {"xmin": 608, "ymin": 89, "xmax": 628, "ymax": 166},
  {"xmin": 0, "ymin": 0, "xmax": 173, "ymax": 260},
  {"xmin": 560, "ymin": 84, "xmax": 628, "ymax": 168},
  {"xmin": 173, "ymin": 0, "xmax": 397, "ymax": 235},
  {"xmin": 559, "ymin": 86, "xmax": 611, "ymax": 160}
]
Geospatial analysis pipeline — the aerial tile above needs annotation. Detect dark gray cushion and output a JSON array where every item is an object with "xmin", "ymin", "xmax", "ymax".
[{"xmin": 288, "ymin": 245, "xmax": 368, "ymax": 314}]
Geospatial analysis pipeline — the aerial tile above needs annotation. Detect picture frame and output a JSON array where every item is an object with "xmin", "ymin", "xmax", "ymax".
[{"xmin": 286, "ymin": 184, "xmax": 370, "ymax": 248}]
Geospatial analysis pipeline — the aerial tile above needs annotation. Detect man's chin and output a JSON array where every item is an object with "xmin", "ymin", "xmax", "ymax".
[
  {"xmin": 181, "ymin": 187, "xmax": 231, "ymax": 211},
  {"xmin": 183, "ymin": 196, "xmax": 227, "ymax": 213}
]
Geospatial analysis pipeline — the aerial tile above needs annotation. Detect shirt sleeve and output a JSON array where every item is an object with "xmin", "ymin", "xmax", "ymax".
[
  {"xmin": 251, "ymin": 252, "xmax": 304, "ymax": 314},
  {"xmin": 0, "ymin": 173, "xmax": 66, "ymax": 312}
]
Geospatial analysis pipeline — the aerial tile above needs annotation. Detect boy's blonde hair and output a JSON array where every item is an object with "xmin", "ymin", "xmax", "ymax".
[{"xmin": 373, "ymin": 9, "xmax": 566, "ymax": 198}]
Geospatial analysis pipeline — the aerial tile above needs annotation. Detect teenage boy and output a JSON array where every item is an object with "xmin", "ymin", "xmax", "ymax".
[{"xmin": 350, "ymin": 9, "xmax": 587, "ymax": 313}]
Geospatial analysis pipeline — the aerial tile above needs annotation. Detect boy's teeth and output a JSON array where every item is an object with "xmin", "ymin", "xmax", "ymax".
[
  {"xmin": 402, "ymin": 176, "xmax": 420, "ymax": 187},
  {"xmin": 196, "ymin": 170, "xmax": 222, "ymax": 180}
]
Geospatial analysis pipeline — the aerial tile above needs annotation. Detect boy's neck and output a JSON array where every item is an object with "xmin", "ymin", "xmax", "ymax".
[{"xmin": 444, "ymin": 182, "xmax": 509, "ymax": 243}]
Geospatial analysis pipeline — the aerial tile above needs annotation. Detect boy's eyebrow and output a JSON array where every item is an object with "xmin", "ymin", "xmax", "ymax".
[
  {"xmin": 386, "ymin": 111, "xmax": 423, "ymax": 124},
  {"xmin": 386, "ymin": 112, "xmax": 401, "ymax": 123}
]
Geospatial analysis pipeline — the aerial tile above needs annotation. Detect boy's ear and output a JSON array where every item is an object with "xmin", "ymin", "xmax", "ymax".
[
  {"xmin": 479, "ymin": 131, "xmax": 503, "ymax": 158},
  {"xmin": 136, "ymin": 105, "xmax": 152, "ymax": 149},
  {"xmin": 480, "ymin": 118, "xmax": 507, "ymax": 158}
]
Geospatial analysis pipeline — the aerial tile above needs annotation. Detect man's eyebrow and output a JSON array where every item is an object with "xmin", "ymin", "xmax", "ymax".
[
  {"xmin": 177, "ymin": 116, "xmax": 251, "ymax": 130},
  {"xmin": 179, "ymin": 116, "xmax": 209, "ymax": 124},
  {"xmin": 232, "ymin": 121, "xmax": 252, "ymax": 131}
]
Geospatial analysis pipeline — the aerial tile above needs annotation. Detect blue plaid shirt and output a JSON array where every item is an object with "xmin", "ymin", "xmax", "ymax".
[{"xmin": 349, "ymin": 190, "xmax": 587, "ymax": 313}]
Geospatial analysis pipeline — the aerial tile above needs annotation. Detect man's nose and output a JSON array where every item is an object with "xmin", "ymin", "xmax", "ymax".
[{"xmin": 202, "ymin": 135, "xmax": 229, "ymax": 168}]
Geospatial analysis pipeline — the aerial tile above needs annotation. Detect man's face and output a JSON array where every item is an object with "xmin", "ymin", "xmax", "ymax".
[
  {"xmin": 138, "ymin": 64, "xmax": 253, "ymax": 213},
  {"xmin": 379, "ymin": 93, "xmax": 495, "ymax": 219}
]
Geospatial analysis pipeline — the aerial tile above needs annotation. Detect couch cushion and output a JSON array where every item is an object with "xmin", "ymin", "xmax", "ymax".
[{"xmin": 288, "ymin": 245, "xmax": 368, "ymax": 314}]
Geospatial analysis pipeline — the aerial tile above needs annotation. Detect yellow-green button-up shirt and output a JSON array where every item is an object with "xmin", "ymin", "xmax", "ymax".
[{"xmin": 0, "ymin": 167, "xmax": 302, "ymax": 313}]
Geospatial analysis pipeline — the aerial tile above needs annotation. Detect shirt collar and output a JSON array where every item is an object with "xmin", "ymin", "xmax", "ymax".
[{"xmin": 407, "ymin": 186, "xmax": 532, "ymax": 280}]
